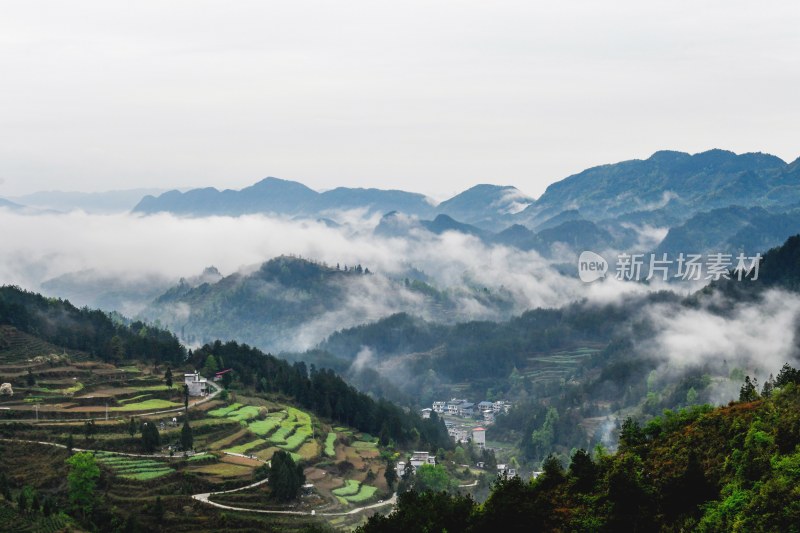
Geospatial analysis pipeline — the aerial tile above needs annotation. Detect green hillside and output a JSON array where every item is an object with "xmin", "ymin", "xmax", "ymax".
[{"xmin": 359, "ymin": 365, "xmax": 800, "ymax": 532}]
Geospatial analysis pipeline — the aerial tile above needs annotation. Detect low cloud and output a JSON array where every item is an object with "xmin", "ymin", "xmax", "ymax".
[
  {"xmin": 0, "ymin": 207, "xmax": 680, "ymax": 352},
  {"xmin": 639, "ymin": 288, "xmax": 800, "ymax": 402}
]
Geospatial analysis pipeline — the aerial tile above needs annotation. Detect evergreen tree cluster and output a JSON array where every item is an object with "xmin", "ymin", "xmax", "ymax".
[{"xmin": 0, "ymin": 285, "xmax": 185, "ymax": 364}]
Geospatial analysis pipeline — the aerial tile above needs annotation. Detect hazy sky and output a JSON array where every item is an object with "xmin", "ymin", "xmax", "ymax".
[{"xmin": 1, "ymin": 1, "xmax": 798, "ymax": 200}]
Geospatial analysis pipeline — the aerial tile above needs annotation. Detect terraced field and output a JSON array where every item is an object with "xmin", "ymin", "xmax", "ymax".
[
  {"xmin": 94, "ymin": 451, "xmax": 174, "ymax": 480},
  {"xmin": 324, "ymin": 432, "xmax": 336, "ymax": 456},
  {"xmin": 207, "ymin": 403, "xmax": 317, "ymax": 461},
  {"xmin": 522, "ymin": 346, "xmax": 602, "ymax": 383},
  {"xmin": 332, "ymin": 480, "xmax": 378, "ymax": 504}
]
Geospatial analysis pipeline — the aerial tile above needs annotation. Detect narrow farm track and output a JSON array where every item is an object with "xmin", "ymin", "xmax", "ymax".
[{"xmin": 0, "ymin": 436, "xmax": 397, "ymax": 518}]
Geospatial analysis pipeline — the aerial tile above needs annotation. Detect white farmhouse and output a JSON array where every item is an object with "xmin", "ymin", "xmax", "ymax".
[
  {"xmin": 409, "ymin": 451, "xmax": 437, "ymax": 472},
  {"xmin": 184, "ymin": 371, "xmax": 209, "ymax": 396}
]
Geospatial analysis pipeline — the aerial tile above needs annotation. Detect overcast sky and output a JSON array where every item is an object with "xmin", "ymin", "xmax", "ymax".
[{"xmin": 1, "ymin": 1, "xmax": 798, "ymax": 200}]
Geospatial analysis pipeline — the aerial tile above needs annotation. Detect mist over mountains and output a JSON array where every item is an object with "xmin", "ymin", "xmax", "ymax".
[{"xmin": 4, "ymin": 147, "xmax": 800, "ymax": 490}]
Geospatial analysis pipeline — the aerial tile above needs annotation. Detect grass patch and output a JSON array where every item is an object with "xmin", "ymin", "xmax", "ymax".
[
  {"xmin": 279, "ymin": 427, "xmax": 312, "ymax": 452},
  {"xmin": 120, "ymin": 469, "xmax": 173, "ymax": 480},
  {"xmin": 345, "ymin": 484, "xmax": 377, "ymax": 502},
  {"xmin": 118, "ymin": 394, "xmax": 152, "ymax": 404},
  {"xmin": 208, "ymin": 403, "xmax": 242, "ymax": 417},
  {"xmin": 332, "ymin": 479, "xmax": 361, "ymax": 497},
  {"xmin": 248, "ymin": 418, "xmax": 282, "ymax": 436},
  {"xmin": 324, "ymin": 433, "xmax": 336, "ymax": 457},
  {"xmin": 296, "ymin": 441, "xmax": 319, "ymax": 461},
  {"xmin": 228, "ymin": 405, "xmax": 261, "ymax": 422},
  {"xmin": 191, "ymin": 463, "xmax": 253, "ymax": 477},
  {"xmin": 225, "ymin": 439, "xmax": 266, "ymax": 455},
  {"xmin": 187, "ymin": 453, "xmax": 216, "ymax": 462},
  {"xmin": 111, "ymin": 399, "xmax": 181, "ymax": 411},
  {"xmin": 93, "ymin": 452, "xmax": 174, "ymax": 481},
  {"xmin": 352, "ymin": 440, "xmax": 378, "ymax": 450}
]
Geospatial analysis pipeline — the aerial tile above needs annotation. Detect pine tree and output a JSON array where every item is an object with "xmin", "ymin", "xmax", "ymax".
[
  {"xmin": 181, "ymin": 420, "xmax": 193, "ymax": 451},
  {"xmin": 165, "ymin": 366, "xmax": 173, "ymax": 389},
  {"xmin": 385, "ymin": 460, "xmax": 397, "ymax": 488}
]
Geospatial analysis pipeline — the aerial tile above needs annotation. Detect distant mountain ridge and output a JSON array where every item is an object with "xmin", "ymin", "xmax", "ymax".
[
  {"xmin": 132, "ymin": 149, "xmax": 800, "ymax": 235},
  {"xmin": 517, "ymin": 149, "xmax": 799, "ymax": 226},
  {"xmin": 10, "ymin": 188, "xmax": 168, "ymax": 214},
  {"xmin": 134, "ymin": 177, "xmax": 437, "ymax": 218}
]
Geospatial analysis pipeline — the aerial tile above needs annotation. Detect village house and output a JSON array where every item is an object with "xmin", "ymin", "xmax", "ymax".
[
  {"xmin": 446, "ymin": 400, "xmax": 464, "ymax": 415},
  {"xmin": 409, "ymin": 451, "xmax": 437, "ymax": 472},
  {"xmin": 432, "ymin": 401, "xmax": 446, "ymax": 413},
  {"xmin": 478, "ymin": 400, "xmax": 493, "ymax": 412},
  {"xmin": 184, "ymin": 371, "xmax": 210, "ymax": 396},
  {"xmin": 472, "ymin": 427, "xmax": 486, "ymax": 449},
  {"xmin": 458, "ymin": 402, "xmax": 475, "ymax": 417},
  {"xmin": 497, "ymin": 464, "xmax": 517, "ymax": 478},
  {"xmin": 420, "ymin": 408, "xmax": 432, "ymax": 419},
  {"xmin": 492, "ymin": 400, "xmax": 511, "ymax": 414}
]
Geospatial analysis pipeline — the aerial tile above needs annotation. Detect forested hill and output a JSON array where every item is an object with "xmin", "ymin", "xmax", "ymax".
[
  {"xmin": 188, "ymin": 340, "xmax": 452, "ymax": 450},
  {"xmin": 0, "ymin": 285, "xmax": 185, "ymax": 364},
  {"xmin": 0, "ymin": 284, "xmax": 452, "ymax": 451},
  {"xmin": 357, "ymin": 364, "xmax": 800, "ymax": 532}
]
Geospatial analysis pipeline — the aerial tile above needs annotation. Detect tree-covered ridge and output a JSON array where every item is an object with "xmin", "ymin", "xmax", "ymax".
[
  {"xmin": 144, "ymin": 254, "xmax": 516, "ymax": 353},
  {"xmin": 188, "ymin": 340, "xmax": 452, "ymax": 451},
  {"xmin": 358, "ymin": 366, "xmax": 800, "ymax": 532},
  {"xmin": 319, "ymin": 291, "xmax": 678, "ymax": 380},
  {"xmin": 0, "ymin": 285, "xmax": 185, "ymax": 364},
  {"xmin": 518, "ymin": 149, "xmax": 798, "ymax": 226}
]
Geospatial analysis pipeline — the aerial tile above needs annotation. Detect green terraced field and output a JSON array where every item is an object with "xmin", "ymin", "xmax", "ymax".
[
  {"xmin": 324, "ymin": 432, "xmax": 336, "ymax": 456},
  {"xmin": 208, "ymin": 403, "xmax": 242, "ymax": 417},
  {"xmin": 118, "ymin": 394, "xmax": 153, "ymax": 404},
  {"xmin": 93, "ymin": 452, "xmax": 174, "ymax": 481},
  {"xmin": 225, "ymin": 438, "xmax": 266, "ymax": 455},
  {"xmin": 279, "ymin": 427, "xmax": 312, "ymax": 452},
  {"xmin": 332, "ymin": 479, "xmax": 360, "ymax": 496},
  {"xmin": 345, "ymin": 484, "xmax": 377, "ymax": 502},
  {"xmin": 110, "ymin": 399, "xmax": 181, "ymax": 411},
  {"xmin": 248, "ymin": 416, "xmax": 283, "ymax": 436},
  {"xmin": 332, "ymin": 480, "xmax": 378, "ymax": 503},
  {"xmin": 228, "ymin": 405, "xmax": 261, "ymax": 422}
]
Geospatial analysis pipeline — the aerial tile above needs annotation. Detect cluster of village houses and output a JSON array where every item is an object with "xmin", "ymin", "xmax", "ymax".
[
  {"xmin": 398, "ymin": 443, "xmax": 518, "ymax": 478},
  {"xmin": 422, "ymin": 398, "xmax": 512, "ymax": 423},
  {"xmin": 414, "ymin": 398, "xmax": 518, "ymax": 477},
  {"xmin": 420, "ymin": 398, "xmax": 512, "ymax": 445}
]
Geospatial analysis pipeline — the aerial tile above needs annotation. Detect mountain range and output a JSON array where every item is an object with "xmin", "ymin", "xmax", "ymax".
[{"xmin": 132, "ymin": 149, "xmax": 800, "ymax": 227}]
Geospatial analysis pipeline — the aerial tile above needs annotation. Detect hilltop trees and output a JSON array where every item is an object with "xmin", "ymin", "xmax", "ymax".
[{"xmin": 268, "ymin": 451, "xmax": 305, "ymax": 502}]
